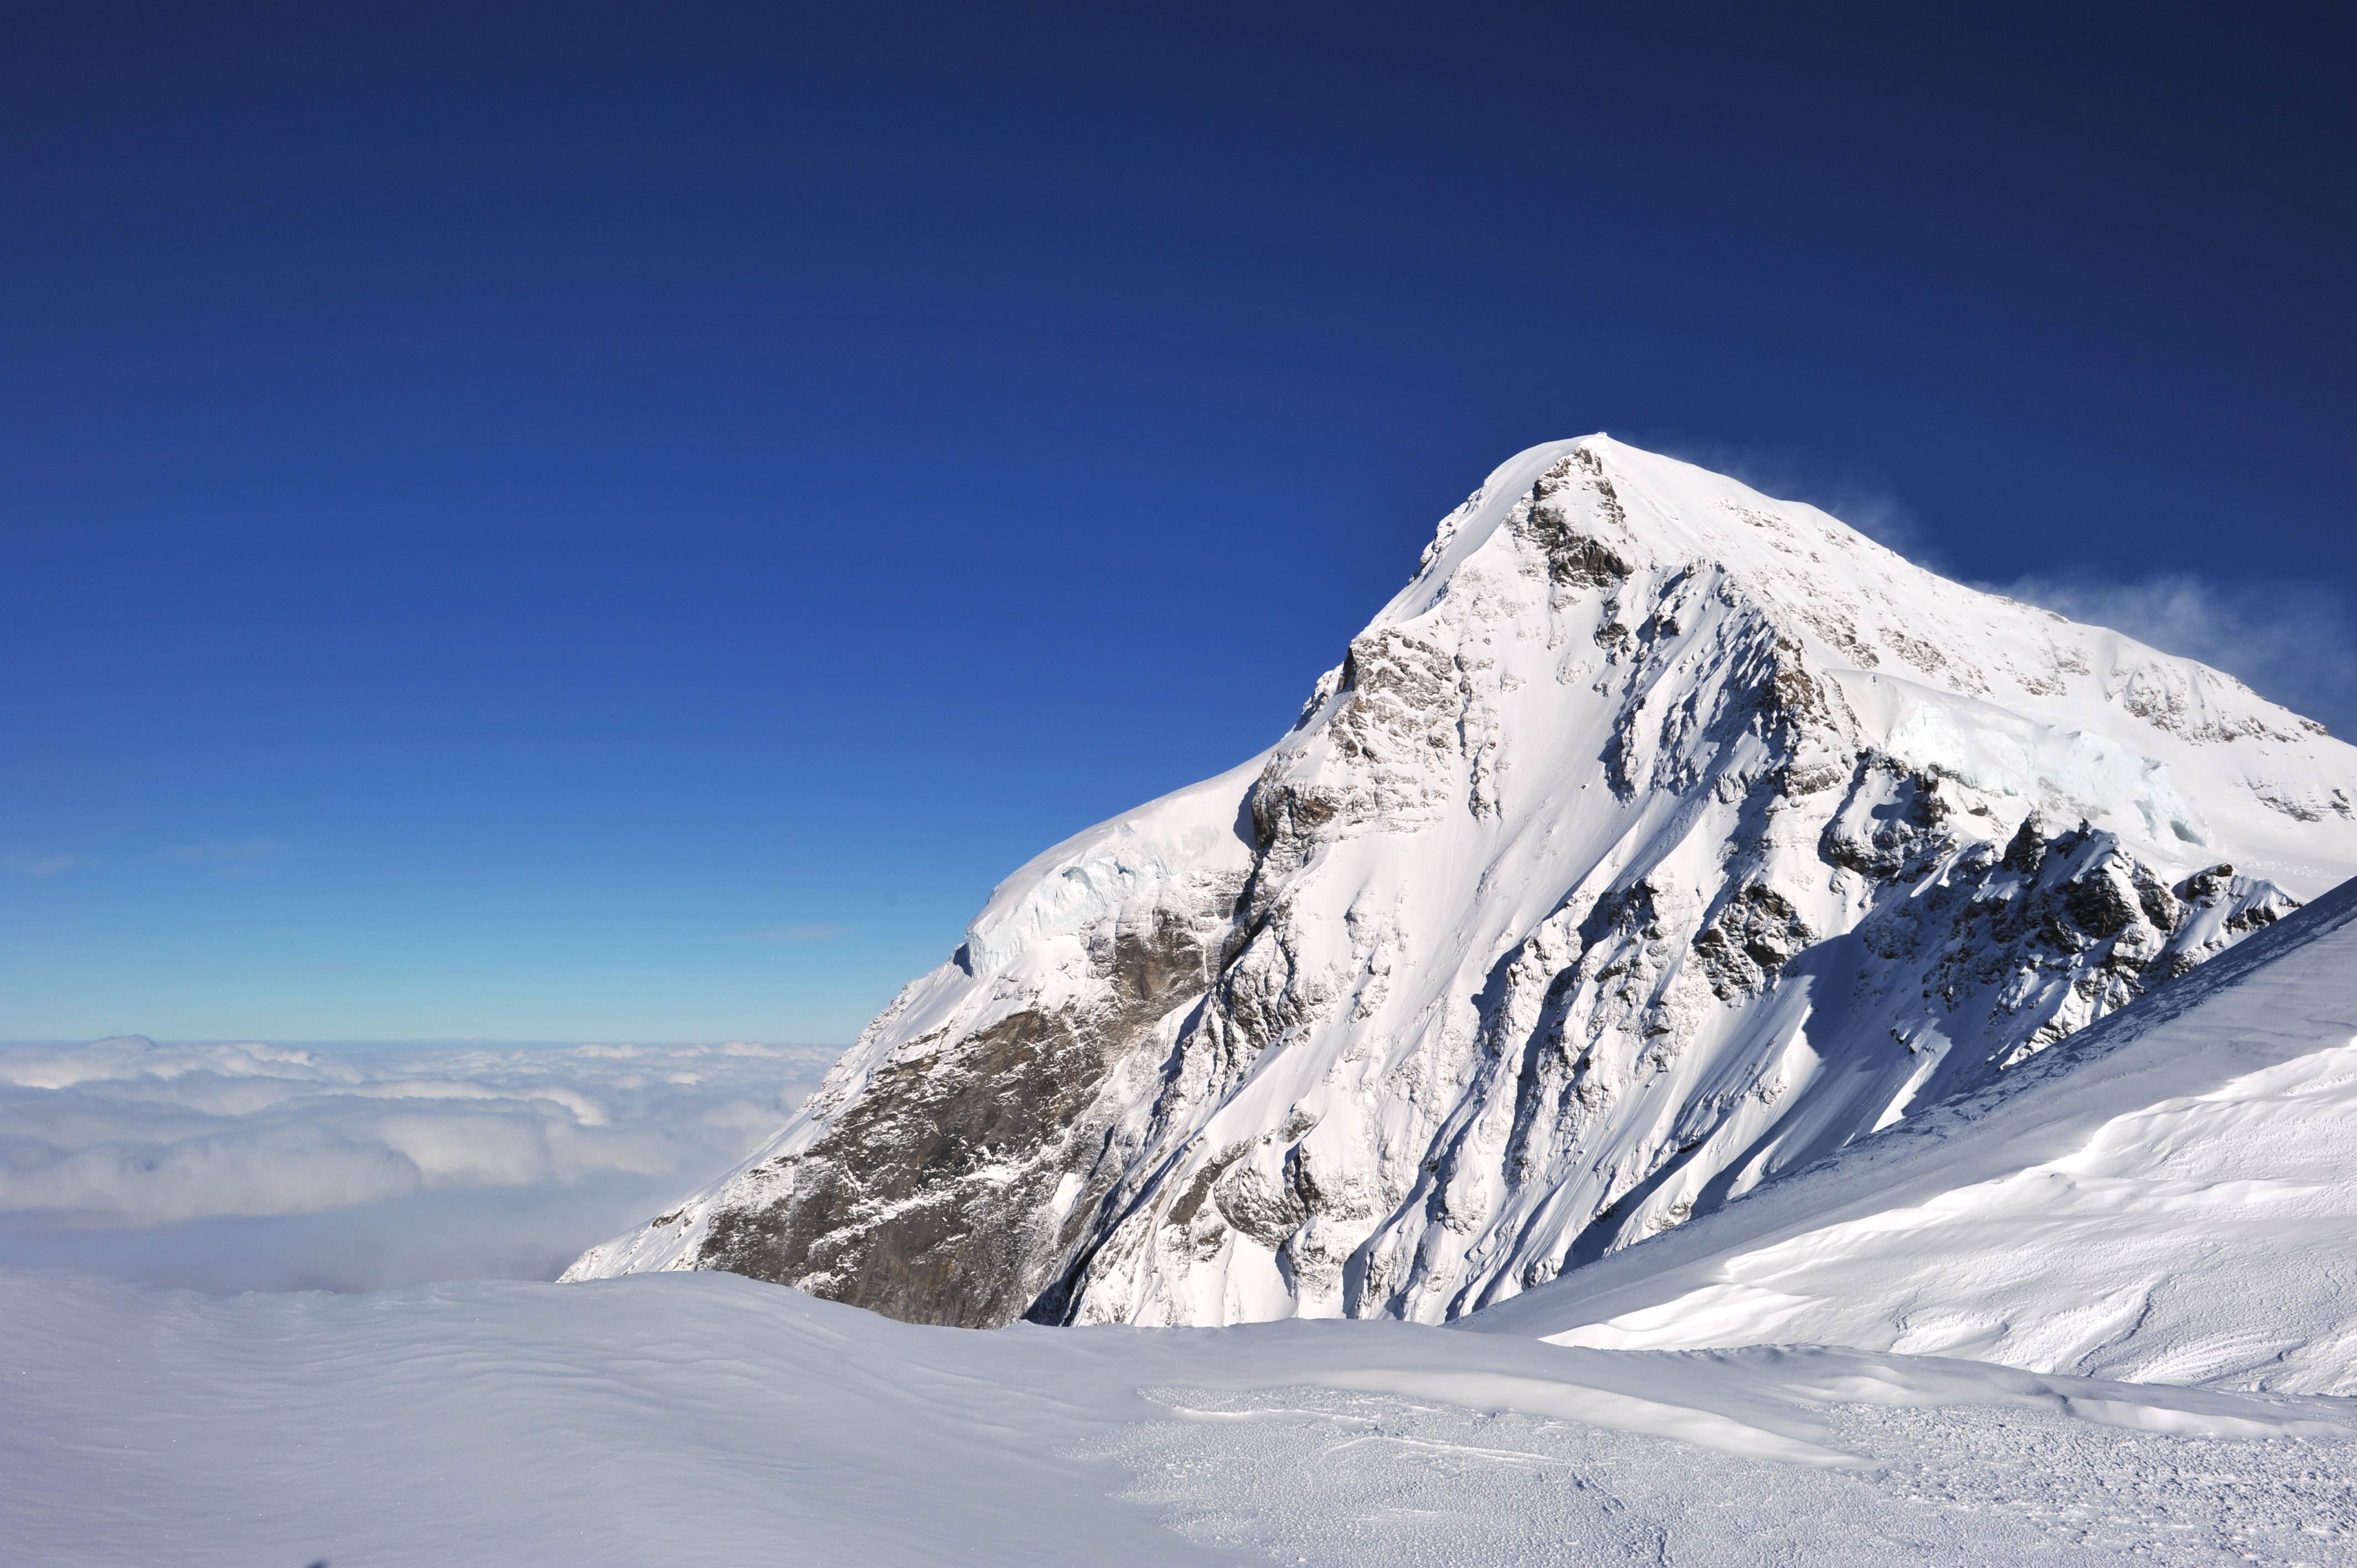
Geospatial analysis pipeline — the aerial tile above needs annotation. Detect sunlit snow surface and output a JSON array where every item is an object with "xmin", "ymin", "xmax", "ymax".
[
  {"xmin": 1470, "ymin": 875, "xmax": 2357, "ymax": 1393},
  {"xmin": 6, "ymin": 1266, "xmax": 2354, "ymax": 1567}
]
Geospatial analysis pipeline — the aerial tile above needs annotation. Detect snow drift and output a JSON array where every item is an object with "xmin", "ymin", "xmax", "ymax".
[{"xmin": 568, "ymin": 436, "xmax": 2357, "ymax": 1328}]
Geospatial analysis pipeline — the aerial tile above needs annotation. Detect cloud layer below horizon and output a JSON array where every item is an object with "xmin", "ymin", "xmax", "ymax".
[{"xmin": 0, "ymin": 1036, "xmax": 839, "ymax": 1293}]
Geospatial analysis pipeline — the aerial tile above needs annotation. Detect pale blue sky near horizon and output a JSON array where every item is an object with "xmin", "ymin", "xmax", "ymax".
[{"xmin": 6, "ymin": 4, "xmax": 2352, "ymax": 1042}]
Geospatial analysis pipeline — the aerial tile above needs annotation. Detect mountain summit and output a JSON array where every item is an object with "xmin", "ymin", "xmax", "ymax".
[{"xmin": 567, "ymin": 437, "xmax": 2357, "ymax": 1327}]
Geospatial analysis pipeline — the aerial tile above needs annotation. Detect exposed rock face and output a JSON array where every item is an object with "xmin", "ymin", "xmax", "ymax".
[
  {"xmin": 668, "ymin": 828, "xmax": 1252, "ymax": 1329},
  {"xmin": 566, "ymin": 436, "xmax": 2357, "ymax": 1328}
]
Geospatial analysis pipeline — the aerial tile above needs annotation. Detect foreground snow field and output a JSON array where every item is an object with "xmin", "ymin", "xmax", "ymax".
[{"xmin": 6, "ymin": 1265, "xmax": 2354, "ymax": 1566}]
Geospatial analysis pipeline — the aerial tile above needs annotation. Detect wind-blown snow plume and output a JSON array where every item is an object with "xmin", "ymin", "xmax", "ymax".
[
  {"xmin": 569, "ymin": 436, "xmax": 2357, "ymax": 1330},
  {"xmin": 1992, "ymin": 572, "xmax": 2357, "ymax": 742}
]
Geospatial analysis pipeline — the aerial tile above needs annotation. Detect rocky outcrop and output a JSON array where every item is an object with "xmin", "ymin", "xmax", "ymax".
[
  {"xmin": 566, "ymin": 436, "xmax": 2357, "ymax": 1329},
  {"xmin": 679, "ymin": 845, "xmax": 1248, "ymax": 1329}
]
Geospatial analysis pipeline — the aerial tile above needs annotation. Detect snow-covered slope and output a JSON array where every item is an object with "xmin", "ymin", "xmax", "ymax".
[
  {"xmin": 11, "ymin": 1266, "xmax": 2354, "ymax": 1566},
  {"xmin": 1465, "ymin": 872, "xmax": 2357, "ymax": 1393},
  {"xmin": 569, "ymin": 436, "xmax": 2357, "ymax": 1328}
]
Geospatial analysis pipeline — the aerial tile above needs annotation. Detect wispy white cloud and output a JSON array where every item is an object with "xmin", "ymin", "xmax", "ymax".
[
  {"xmin": 0, "ymin": 1036, "xmax": 841, "ymax": 1291},
  {"xmin": 7, "ymin": 853, "xmax": 80, "ymax": 877},
  {"xmin": 1988, "ymin": 572, "xmax": 2357, "ymax": 737}
]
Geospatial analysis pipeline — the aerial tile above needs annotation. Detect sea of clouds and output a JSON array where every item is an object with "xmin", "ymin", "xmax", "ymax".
[{"xmin": 0, "ymin": 1036, "xmax": 840, "ymax": 1293}]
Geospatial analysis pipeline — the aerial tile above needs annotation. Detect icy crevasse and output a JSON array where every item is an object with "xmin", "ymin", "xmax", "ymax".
[{"xmin": 565, "ymin": 436, "xmax": 2357, "ymax": 1328}]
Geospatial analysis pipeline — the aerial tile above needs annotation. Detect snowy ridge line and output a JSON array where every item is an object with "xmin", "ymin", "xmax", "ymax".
[{"xmin": 568, "ymin": 435, "xmax": 2357, "ymax": 1331}]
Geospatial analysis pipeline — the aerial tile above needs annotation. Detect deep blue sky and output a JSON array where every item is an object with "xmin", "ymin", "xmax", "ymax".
[{"xmin": 6, "ymin": 3, "xmax": 2351, "ymax": 1041}]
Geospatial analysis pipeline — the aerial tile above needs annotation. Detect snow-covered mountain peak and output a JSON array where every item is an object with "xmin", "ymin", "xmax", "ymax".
[{"xmin": 568, "ymin": 437, "xmax": 2357, "ymax": 1330}]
